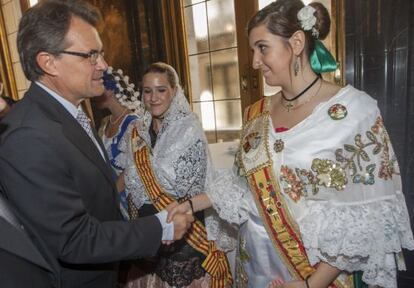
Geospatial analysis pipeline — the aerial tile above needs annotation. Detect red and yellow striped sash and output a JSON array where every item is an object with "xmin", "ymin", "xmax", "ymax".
[{"xmin": 242, "ymin": 99, "xmax": 350, "ymax": 288}]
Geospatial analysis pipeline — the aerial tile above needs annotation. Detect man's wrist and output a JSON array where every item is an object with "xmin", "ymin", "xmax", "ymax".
[{"xmin": 155, "ymin": 210, "xmax": 174, "ymax": 241}]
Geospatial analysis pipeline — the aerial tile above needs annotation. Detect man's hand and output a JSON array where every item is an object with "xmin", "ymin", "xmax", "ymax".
[{"xmin": 172, "ymin": 212, "xmax": 194, "ymax": 240}]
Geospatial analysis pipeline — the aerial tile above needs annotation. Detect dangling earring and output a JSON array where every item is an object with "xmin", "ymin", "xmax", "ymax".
[{"xmin": 294, "ymin": 56, "xmax": 300, "ymax": 76}]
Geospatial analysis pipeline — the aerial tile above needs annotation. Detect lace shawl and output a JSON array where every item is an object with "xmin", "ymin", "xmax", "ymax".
[{"xmin": 123, "ymin": 87, "xmax": 236, "ymax": 251}]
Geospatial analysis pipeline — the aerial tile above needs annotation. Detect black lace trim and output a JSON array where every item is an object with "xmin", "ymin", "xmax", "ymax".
[
  {"xmin": 136, "ymin": 204, "xmax": 206, "ymax": 287},
  {"xmin": 134, "ymin": 240, "xmax": 206, "ymax": 287},
  {"xmin": 156, "ymin": 240, "xmax": 206, "ymax": 287}
]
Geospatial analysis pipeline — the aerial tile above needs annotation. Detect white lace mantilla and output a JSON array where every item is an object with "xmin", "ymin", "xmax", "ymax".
[
  {"xmin": 123, "ymin": 113, "xmax": 209, "ymax": 208},
  {"xmin": 123, "ymin": 87, "xmax": 241, "ymax": 252}
]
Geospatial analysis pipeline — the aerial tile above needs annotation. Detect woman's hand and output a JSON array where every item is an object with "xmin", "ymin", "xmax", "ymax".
[
  {"xmin": 167, "ymin": 201, "xmax": 192, "ymax": 223},
  {"xmin": 267, "ymin": 277, "xmax": 285, "ymax": 288},
  {"xmin": 167, "ymin": 193, "xmax": 213, "ymax": 223}
]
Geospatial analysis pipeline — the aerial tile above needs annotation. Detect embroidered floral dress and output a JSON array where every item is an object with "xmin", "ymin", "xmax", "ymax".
[
  {"xmin": 206, "ymin": 85, "xmax": 414, "ymax": 288},
  {"xmin": 123, "ymin": 88, "xmax": 231, "ymax": 288}
]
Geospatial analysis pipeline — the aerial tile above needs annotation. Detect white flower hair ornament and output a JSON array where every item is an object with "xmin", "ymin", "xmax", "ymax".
[
  {"xmin": 297, "ymin": 5, "xmax": 319, "ymax": 38},
  {"xmin": 298, "ymin": 6, "xmax": 338, "ymax": 74},
  {"xmin": 103, "ymin": 67, "xmax": 143, "ymax": 112}
]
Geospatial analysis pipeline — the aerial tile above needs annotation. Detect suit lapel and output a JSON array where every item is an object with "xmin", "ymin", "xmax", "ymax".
[
  {"xmin": 61, "ymin": 115, "xmax": 114, "ymax": 185},
  {"xmin": 27, "ymin": 84, "xmax": 116, "ymax": 189},
  {"xmin": 93, "ymin": 128, "xmax": 111, "ymax": 164}
]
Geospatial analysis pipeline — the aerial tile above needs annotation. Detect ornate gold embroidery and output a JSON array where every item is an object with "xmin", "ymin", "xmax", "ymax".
[
  {"xmin": 312, "ymin": 159, "xmax": 347, "ymax": 190},
  {"xmin": 336, "ymin": 116, "xmax": 398, "ymax": 183},
  {"xmin": 279, "ymin": 116, "xmax": 398, "ymax": 202},
  {"xmin": 335, "ymin": 132, "xmax": 380, "ymax": 184},
  {"xmin": 371, "ymin": 117, "xmax": 398, "ymax": 180},
  {"xmin": 280, "ymin": 159, "xmax": 346, "ymax": 202}
]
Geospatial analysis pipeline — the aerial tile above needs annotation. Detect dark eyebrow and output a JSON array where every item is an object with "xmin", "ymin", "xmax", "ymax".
[
  {"xmin": 254, "ymin": 40, "xmax": 267, "ymax": 46},
  {"xmin": 143, "ymin": 86, "xmax": 168, "ymax": 90}
]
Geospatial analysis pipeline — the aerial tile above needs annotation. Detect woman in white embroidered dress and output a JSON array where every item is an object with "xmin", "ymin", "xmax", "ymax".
[
  {"xmin": 169, "ymin": 1, "xmax": 414, "ymax": 288},
  {"xmin": 94, "ymin": 67, "xmax": 143, "ymax": 218},
  {"xmin": 122, "ymin": 62, "xmax": 232, "ymax": 288}
]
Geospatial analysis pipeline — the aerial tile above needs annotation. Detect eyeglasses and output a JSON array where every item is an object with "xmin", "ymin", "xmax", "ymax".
[{"xmin": 59, "ymin": 50, "xmax": 105, "ymax": 65}]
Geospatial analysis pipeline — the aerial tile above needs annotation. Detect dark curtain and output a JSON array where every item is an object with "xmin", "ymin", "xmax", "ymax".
[{"xmin": 345, "ymin": 0, "xmax": 414, "ymax": 286}]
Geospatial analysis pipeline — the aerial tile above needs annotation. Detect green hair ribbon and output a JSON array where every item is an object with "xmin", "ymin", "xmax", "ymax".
[{"xmin": 310, "ymin": 40, "xmax": 337, "ymax": 74}]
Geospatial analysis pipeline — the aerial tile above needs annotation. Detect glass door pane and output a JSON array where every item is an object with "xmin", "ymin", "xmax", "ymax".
[{"xmin": 183, "ymin": 0, "xmax": 242, "ymax": 143}]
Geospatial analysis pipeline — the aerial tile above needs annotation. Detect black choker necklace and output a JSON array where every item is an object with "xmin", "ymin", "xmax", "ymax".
[{"xmin": 281, "ymin": 76, "xmax": 320, "ymax": 103}]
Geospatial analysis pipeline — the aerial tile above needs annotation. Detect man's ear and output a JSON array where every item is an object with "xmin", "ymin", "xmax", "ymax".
[
  {"xmin": 36, "ymin": 52, "xmax": 59, "ymax": 76},
  {"xmin": 289, "ymin": 30, "xmax": 306, "ymax": 56}
]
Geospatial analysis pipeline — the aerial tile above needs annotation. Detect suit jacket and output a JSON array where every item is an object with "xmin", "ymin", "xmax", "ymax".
[
  {"xmin": 0, "ymin": 194, "xmax": 60, "ymax": 287},
  {"xmin": 0, "ymin": 83, "xmax": 162, "ymax": 288}
]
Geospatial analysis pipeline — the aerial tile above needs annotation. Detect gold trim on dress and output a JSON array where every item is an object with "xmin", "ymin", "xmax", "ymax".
[{"xmin": 239, "ymin": 99, "xmax": 352, "ymax": 288}]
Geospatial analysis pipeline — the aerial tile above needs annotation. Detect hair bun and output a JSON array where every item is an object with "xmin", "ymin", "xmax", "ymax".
[{"xmin": 309, "ymin": 2, "xmax": 331, "ymax": 40}]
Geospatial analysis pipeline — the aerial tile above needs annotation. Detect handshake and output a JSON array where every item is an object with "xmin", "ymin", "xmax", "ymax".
[{"xmin": 164, "ymin": 200, "xmax": 194, "ymax": 243}]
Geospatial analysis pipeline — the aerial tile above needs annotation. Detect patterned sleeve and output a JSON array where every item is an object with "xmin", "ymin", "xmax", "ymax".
[
  {"xmin": 204, "ymin": 152, "xmax": 248, "ymax": 251},
  {"xmin": 205, "ymin": 164, "xmax": 249, "ymax": 226},
  {"xmin": 172, "ymin": 138, "xmax": 208, "ymax": 198}
]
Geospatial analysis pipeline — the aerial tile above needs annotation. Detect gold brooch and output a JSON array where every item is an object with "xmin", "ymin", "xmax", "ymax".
[{"xmin": 273, "ymin": 139, "xmax": 284, "ymax": 153}]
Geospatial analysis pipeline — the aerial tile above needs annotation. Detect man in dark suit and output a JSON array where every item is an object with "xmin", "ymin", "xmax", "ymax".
[
  {"xmin": 0, "ymin": 1, "xmax": 193, "ymax": 287},
  {"xmin": 0, "ymin": 192, "xmax": 60, "ymax": 287}
]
